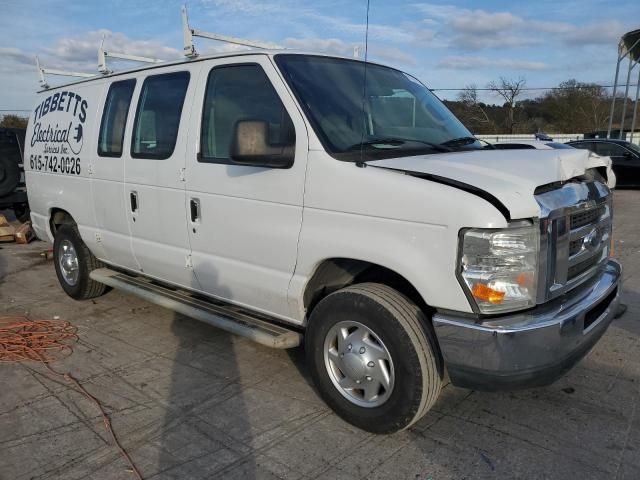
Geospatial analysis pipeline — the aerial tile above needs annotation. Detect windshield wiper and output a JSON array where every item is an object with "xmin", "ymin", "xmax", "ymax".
[
  {"xmin": 440, "ymin": 136, "xmax": 479, "ymax": 147},
  {"xmin": 441, "ymin": 136, "xmax": 496, "ymax": 150},
  {"xmin": 347, "ymin": 137, "xmax": 452, "ymax": 153}
]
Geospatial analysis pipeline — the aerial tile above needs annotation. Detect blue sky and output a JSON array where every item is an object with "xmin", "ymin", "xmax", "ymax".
[{"xmin": 0, "ymin": 0, "xmax": 638, "ymax": 112}]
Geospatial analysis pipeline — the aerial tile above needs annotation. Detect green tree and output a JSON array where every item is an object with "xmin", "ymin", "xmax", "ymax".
[
  {"xmin": 541, "ymin": 80, "xmax": 610, "ymax": 133},
  {"xmin": 0, "ymin": 114, "xmax": 28, "ymax": 129}
]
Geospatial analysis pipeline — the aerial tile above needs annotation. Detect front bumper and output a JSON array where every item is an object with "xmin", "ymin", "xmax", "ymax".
[{"xmin": 433, "ymin": 259, "xmax": 622, "ymax": 391}]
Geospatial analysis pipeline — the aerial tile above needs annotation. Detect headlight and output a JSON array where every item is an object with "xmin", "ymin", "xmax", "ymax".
[{"xmin": 458, "ymin": 224, "xmax": 539, "ymax": 314}]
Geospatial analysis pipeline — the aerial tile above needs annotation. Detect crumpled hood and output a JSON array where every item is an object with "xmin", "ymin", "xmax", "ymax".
[{"xmin": 368, "ymin": 148, "xmax": 608, "ymax": 220}]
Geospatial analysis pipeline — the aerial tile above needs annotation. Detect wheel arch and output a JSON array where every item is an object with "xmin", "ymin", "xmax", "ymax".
[
  {"xmin": 303, "ymin": 258, "xmax": 434, "ymax": 322},
  {"xmin": 49, "ymin": 208, "xmax": 76, "ymax": 237}
]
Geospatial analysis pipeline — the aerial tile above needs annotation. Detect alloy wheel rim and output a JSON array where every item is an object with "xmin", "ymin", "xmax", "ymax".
[
  {"xmin": 58, "ymin": 239, "xmax": 79, "ymax": 286},
  {"xmin": 323, "ymin": 320, "xmax": 395, "ymax": 408}
]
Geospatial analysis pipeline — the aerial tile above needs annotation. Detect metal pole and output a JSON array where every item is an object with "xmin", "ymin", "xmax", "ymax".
[
  {"xmin": 608, "ymin": 55, "xmax": 622, "ymax": 138},
  {"xmin": 618, "ymin": 56, "xmax": 634, "ymax": 139},
  {"xmin": 630, "ymin": 67, "xmax": 640, "ymax": 143}
]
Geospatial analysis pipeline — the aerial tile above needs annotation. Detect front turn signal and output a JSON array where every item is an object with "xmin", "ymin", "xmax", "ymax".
[{"xmin": 471, "ymin": 283, "xmax": 505, "ymax": 304}]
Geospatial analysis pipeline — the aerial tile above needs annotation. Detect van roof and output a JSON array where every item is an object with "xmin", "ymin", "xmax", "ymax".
[{"xmin": 37, "ymin": 50, "xmax": 387, "ymax": 93}]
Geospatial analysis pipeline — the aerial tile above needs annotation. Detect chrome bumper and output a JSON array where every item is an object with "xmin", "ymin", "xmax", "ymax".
[{"xmin": 433, "ymin": 259, "xmax": 622, "ymax": 391}]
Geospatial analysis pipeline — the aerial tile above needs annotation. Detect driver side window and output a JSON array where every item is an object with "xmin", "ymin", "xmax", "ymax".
[{"xmin": 199, "ymin": 63, "xmax": 295, "ymax": 164}]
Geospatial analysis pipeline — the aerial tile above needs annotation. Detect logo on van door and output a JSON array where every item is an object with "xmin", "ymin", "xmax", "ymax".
[
  {"xmin": 29, "ymin": 91, "xmax": 87, "ymax": 175},
  {"xmin": 31, "ymin": 91, "xmax": 87, "ymax": 155}
]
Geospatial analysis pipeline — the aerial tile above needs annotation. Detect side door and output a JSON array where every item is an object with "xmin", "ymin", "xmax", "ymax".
[
  {"xmin": 124, "ymin": 67, "xmax": 198, "ymax": 288},
  {"xmin": 185, "ymin": 56, "xmax": 308, "ymax": 321},
  {"xmin": 91, "ymin": 78, "xmax": 139, "ymax": 268},
  {"xmin": 594, "ymin": 142, "xmax": 634, "ymax": 186}
]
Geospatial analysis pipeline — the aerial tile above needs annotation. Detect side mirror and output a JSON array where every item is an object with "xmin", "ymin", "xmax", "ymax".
[
  {"xmin": 230, "ymin": 120, "xmax": 294, "ymax": 168},
  {"xmin": 623, "ymin": 151, "xmax": 633, "ymax": 160}
]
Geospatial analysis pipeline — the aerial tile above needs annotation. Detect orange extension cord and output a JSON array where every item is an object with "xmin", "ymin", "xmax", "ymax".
[{"xmin": 0, "ymin": 315, "xmax": 143, "ymax": 480}]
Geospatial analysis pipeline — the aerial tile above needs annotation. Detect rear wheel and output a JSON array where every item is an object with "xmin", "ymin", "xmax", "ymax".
[
  {"xmin": 53, "ymin": 224, "xmax": 107, "ymax": 300},
  {"xmin": 306, "ymin": 283, "xmax": 442, "ymax": 433}
]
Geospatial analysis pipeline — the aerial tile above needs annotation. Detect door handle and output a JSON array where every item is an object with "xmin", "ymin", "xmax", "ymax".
[
  {"xmin": 130, "ymin": 191, "xmax": 138, "ymax": 213},
  {"xmin": 190, "ymin": 198, "xmax": 200, "ymax": 223}
]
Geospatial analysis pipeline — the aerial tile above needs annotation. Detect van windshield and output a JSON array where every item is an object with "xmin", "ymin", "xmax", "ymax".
[{"xmin": 275, "ymin": 54, "xmax": 481, "ymax": 161}]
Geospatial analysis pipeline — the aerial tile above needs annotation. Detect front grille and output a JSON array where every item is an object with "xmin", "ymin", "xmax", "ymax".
[
  {"xmin": 569, "ymin": 238, "xmax": 582, "ymax": 256},
  {"xmin": 566, "ymin": 205, "xmax": 610, "ymax": 282},
  {"xmin": 535, "ymin": 180, "xmax": 611, "ymax": 303},
  {"xmin": 570, "ymin": 206, "xmax": 605, "ymax": 229},
  {"xmin": 568, "ymin": 254, "xmax": 600, "ymax": 279}
]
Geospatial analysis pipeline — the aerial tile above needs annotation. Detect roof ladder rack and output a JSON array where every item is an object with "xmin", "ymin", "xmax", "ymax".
[
  {"xmin": 98, "ymin": 36, "xmax": 163, "ymax": 74},
  {"xmin": 181, "ymin": 4, "xmax": 281, "ymax": 58},
  {"xmin": 36, "ymin": 56, "xmax": 95, "ymax": 89}
]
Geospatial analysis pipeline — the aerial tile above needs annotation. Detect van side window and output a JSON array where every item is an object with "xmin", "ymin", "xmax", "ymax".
[
  {"xmin": 98, "ymin": 79, "xmax": 136, "ymax": 157},
  {"xmin": 131, "ymin": 71, "xmax": 190, "ymax": 160},
  {"xmin": 200, "ymin": 64, "xmax": 295, "ymax": 164}
]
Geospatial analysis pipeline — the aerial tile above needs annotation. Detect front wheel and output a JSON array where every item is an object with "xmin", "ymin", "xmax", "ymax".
[
  {"xmin": 53, "ymin": 224, "xmax": 107, "ymax": 300},
  {"xmin": 305, "ymin": 283, "xmax": 442, "ymax": 433}
]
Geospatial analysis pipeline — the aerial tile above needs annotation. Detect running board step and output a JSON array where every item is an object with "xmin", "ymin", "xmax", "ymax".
[{"xmin": 89, "ymin": 268, "xmax": 302, "ymax": 349}]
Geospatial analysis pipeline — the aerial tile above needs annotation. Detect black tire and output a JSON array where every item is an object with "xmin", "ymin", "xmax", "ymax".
[
  {"xmin": 0, "ymin": 155, "xmax": 20, "ymax": 197},
  {"xmin": 53, "ymin": 224, "xmax": 107, "ymax": 300},
  {"xmin": 305, "ymin": 283, "xmax": 442, "ymax": 433}
]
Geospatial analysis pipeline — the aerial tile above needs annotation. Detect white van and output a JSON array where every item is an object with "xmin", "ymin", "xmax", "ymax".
[{"xmin": 25, "ymin": 50, "xmax": 621, "ymax": 433}]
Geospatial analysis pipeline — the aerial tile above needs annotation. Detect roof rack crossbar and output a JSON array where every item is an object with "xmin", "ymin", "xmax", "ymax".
[
  {"xmin": 98, "ymin": 36, "xmax": 163, "ymax": 74},
  {"xmin": 181, "ymin": 5, "xmax": 281, "ymax": 58},
  {"xmin": 36, "ymin": 56, "xmax": 96, "ymax": 89}
]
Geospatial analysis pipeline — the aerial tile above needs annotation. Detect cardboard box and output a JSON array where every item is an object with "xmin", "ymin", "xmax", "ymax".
[
  {"xmin": 0, "ymin": 215, "xmax": 15, "ymax": 241},
  {"xmin": 14, "ymin": 222, "xmax": 35, "ymax": 244}
]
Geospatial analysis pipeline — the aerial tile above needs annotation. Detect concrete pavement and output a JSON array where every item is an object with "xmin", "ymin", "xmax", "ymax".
[{"xmin": 1, "ymin": 191, "xmax": 639, "ymax": 480}]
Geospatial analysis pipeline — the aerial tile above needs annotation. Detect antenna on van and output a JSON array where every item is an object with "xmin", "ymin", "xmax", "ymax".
[
  {"xmin": 35, "ymin": 56, "xmax": 96, "ymax": 90},
  {"xmin": 98, "ymin": 36, "xmax": 163, "ymax": 74},
  {"xmin": 181, "ymin": 4, "xmax": 282, "ymax": 58}
]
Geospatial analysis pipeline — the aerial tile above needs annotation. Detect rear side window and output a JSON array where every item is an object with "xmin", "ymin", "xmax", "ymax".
[
  {"xmin": 131, "ymin": 71, "xmax": 190, "ymax": 159},
  {"xmin": 200, "ymin": 64, "xmax": 294, "ymax": 164},
  {"xmin": 98, "ymin": 79, "xmax": 136, "ymax": 157}
]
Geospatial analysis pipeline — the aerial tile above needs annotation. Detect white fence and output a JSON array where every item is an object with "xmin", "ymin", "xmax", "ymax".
[{"xmin": 475, "ymin": 133, "xmax": 640, "ymax": 146}]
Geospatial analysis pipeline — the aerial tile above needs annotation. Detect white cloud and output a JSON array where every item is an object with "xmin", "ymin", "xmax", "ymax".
[
  {"xmin": 563, "ymin": 20, "xmax": 627, "ymax": 45},
  {"xmin": 207, "ymin": 0, "xmax": 416, "ymax": 45},
  {"xmin": 0, "ymin": 30, "xmax": 183, "ymax": 77},
  {"xmin": 449, "ymin": 11, "xmax": 523, "ymax": 34},
  {"xmin": 0, "ymin": 30, "xmax": 183, "ymax": 94},
  {"xmin": 527, "ymin": 20, "xmax": 574, "ymax": 34},
  {"xmin": 48, "ymin": 30, "xmax": 182, "ymax": 68},
  {"xmin": 438, "ymin": 55, "xmax": 548, "ymax": 71},
  {"xmin": 413, "ymin": 3, "xmax": 627, "ymax": 51},
  {"xmin": 452, "ymin": 33, "xmax": 541, "ymax": 51},
  {"xmin": 0, "ymin": 47, "xmax": 33, "ymax": 65},
  {"xmin": 283, "ymin": 37, "xmax": 355, "ymax": 56},
  {"xmin": 207, "ymin": 0, "xmax": 281, "ymax": 15},
  {"xmin": 369, "ymin": 45, "xmax": 416, "ymax": 66},
  {"xmin": 282, "ymin": 38, "xmax": 416, "ymax": 66}
]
